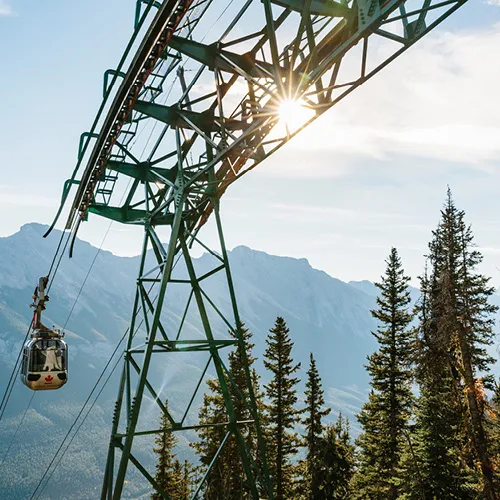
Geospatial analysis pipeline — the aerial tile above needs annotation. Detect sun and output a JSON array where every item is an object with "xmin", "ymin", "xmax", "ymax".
[{"xmin": 278, "ymin": 98, "xmax": 314, "ymax": 131}]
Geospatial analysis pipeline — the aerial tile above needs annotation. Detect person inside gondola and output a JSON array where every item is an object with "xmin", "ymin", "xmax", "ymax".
[
  {"xmin": 43, "ymin": 347, "xmax": 62, "ymax": 371},
  {"xmin": 31, "ymin": 344, "xmax": 45, "ymax": 372}
]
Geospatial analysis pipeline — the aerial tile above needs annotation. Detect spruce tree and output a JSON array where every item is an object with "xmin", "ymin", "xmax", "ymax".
[
  {"xmin": 264, "ymin": 316, "xmax": 302, "ymax": 500},
  {"xmin": 302, "ymin": 353, "xmax": 330, "ymax": 498},
  {"xmin": 152, "ymin": 400, "xmax": 191, "ymax": 499},
  {"xmin": 192, "ymin": 325, "xmax": 264, "ymax": 499},
  {"xmin": 413, "ymin": 190, "xmax": 498, "ymax": 499},
  {"xmin": 410, "ymin": 229, "xmax": 477, "ymax": 499},
  {"xmin": 352, "ymin": 247, "xmax": 415, "ymax": 499},
  {"xmin": 316, "ymin": 414, "xmax": 354, "ymax": 499}
]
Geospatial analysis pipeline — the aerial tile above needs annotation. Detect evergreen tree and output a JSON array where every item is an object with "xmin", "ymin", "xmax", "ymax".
[
  {"xmin": 192, "ymin": 325, "xmax": 264, "ymax": 499},
  {"xmin": 152, "ymin": 400, "xmax": 192, "ymax": 499},
  {"xmin": 412, "ymin": 190, "xmax": 498, "ymax": 499},
  {"xmin": 487, "ymin": 379, "xmax": 500, "ymax": 483},
  {"xmin": 316, "ymin": 414, "xmax": 354, "ymax": 499},
  {"xmin": 352, "ymin": 247, "xmax": 415, "ymax": 499},
  {"xmin": 408, "ymin": 233, "xmax": 477, "ymax": 499},
  {"xmin": 264, "ymin": 316, "xmax": 302, "ymax": 500},
  {"xmin": 302, "ymin": 353, "xmax": 330, "ymax": 498}
]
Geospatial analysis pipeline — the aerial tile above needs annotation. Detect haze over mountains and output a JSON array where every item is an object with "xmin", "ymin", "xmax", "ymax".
[
  {"xmin": 0, "ymin": 223, "xmax": 381, "ymax": 417},
  {"xmin": 0, "ymin": 223, "xmax": 497, "ymax": 498}
]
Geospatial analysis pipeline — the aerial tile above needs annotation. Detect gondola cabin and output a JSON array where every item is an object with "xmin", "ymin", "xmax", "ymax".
[{"xmin": 21, "ymin": 336, "xmax": 68, "ymax": 390}]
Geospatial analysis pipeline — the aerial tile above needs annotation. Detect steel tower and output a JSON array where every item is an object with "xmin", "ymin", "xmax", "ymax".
[{"xmin": 47, "ymin": 0, "xmax": 468, "ymax": 497}]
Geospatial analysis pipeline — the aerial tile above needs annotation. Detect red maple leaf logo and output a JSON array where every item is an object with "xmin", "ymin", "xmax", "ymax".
[{"xmin": 45, "ymin": 375, "xmax": 53, "ymax": 383}]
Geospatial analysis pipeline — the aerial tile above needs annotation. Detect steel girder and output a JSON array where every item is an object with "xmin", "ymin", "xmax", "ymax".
[
  {"xmin": 50, "ymin": 0, "xmax": 469, "ymax": 241},
  {"xmin": 101, "ymin": 197, "xmax": 268, "ymax": 499},
  {"xmin": 46, "ymin": 0, "xmax": 469, "ymax": 498}
]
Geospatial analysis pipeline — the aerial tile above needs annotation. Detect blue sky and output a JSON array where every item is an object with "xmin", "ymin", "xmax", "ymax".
[{"xmin": 1, "ymin": 0, "xmax": 500, "ymax": 287}]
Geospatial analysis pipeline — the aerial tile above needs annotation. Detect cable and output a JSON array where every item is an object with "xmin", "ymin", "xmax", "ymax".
[
  {"xmin": 200, "ymin": 0, "xmax": 235, "ymax": 43},
  {"xmin": 46, "ymin": 228, "xmax": 68, "ymax": 279},
  {"xmin": 7, "ymin": 0, "xmax": 201, "ymax": 488},
  {"xmin": 0, "ymin": 220, "xmax": 75, "ymax": 423},
  {"xmin": 1, "ymin": 0, "xmax": 178, "ymax": 485},
  {"xmin": 33, "ymin": 346, "xmax": 124, "ymax": 500},
  {"xmin": 0, "ymin": 218, "xmax": 99, "ymax": 461},
  {"xmin": 28, "ymin": 218, "xmax": 186, "ymax": 498},
  {"xmin": 29, "ymin": 266, "xmax": 165, "ymax": 499},
  {"xmin": 0, "ymin": 324, "xmax": 31, "ymax": 424},
  {"xmin": 61, "ymin": 220, "xmax": 116, "ymax": 333},
  {"xmin": 46, "ymin": 217, "xmax": 79, "ymax": 295},
  {"xmin": 29, "ymin": 328, "xmax": 129, "ymax": 500},
  {"xmin": 0, "ymin": 391, "xmax": 36, "ymax": 466}
]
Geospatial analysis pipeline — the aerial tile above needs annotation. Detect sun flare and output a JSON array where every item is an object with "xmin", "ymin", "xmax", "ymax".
[{"xmin": 278, "ymin": 99, "xmax": 314, "ymax": 131}]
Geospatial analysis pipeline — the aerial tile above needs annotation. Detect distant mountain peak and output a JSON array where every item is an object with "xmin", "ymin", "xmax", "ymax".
[
  {"xmin": 20, "ymin": 222, "xmax": 51, "ymax": 234},
  {"xmin": 230, "ymin": 245, "xmax": 310, "ymax": 267},
  {"xmin": 348, "ymin": 280, "xmax": 379, "ymax": 297}
]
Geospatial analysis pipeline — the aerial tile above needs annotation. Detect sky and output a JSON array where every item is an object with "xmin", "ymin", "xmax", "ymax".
[{"xmin": 1, "ymin": 0, "xmax": 500, "ymax": 288}]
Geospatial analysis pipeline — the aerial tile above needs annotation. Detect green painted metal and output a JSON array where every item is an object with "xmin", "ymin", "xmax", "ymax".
[
  {"xmin": 102, "ymin": 70, "xmax": 126, "ymax": 98},
  {"xmin": 166, "ymin": 35, "xmax": 278, "ymax": 78},
  {"xmin": 88, "ymin": 205, "xmax": 174, "ymax": 225},
  {"xmin": 272, "ymin": 0, "xmax": 351, "ymax": 17},
  {"xmin": 49, "ymin": 0, "xmax": 469, "ymax": 497},
  {"xmin": 99, "ymin": 201, "xmax": 270, "ymax": 498},
  {"xmin": 134, "ymin": 99, "xmax": 247, "ymax": 131}
]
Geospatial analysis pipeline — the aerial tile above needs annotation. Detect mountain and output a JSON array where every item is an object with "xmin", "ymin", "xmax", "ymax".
[{"xmin": 0, "ymin": 224, "xmax": 408, "ymax": 497}]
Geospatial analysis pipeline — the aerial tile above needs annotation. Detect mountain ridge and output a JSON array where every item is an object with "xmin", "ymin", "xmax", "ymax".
[{"xmin": 0, "ymin": 223, "xmax": 412, "ymax": 498}]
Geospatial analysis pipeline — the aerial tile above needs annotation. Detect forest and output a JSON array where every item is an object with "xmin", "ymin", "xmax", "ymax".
[{"xmin": 150, "ymin": 190, "xmax": 500, "ymax": 500}]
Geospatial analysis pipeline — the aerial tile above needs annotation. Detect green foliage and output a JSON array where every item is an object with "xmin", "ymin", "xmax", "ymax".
[
  {"xmin": 315, "ymin": 414, "xmax": 354, "ymax": 499},
  {"xmin": 192, "ymin": 325, "xmax": 264, "ymax": 499},
  {"xmin": 152, "ymin": 400, "xmax": 193, "ymax": 499},
  {"xmin": 352, "ymin": 248, "xmax": 415, "ymax": 500},
  {"xmin": 411, "ymin": 189, "xmax": 498, "ymax": 499},
  {"xmin": 264, "ymin": 316, "xmax": 302, "ymax": 500},
  {"xmin": 487, "ymin": 379, "xmax": 500, "ymax": 484},
  {"xmin": 404, "ymin": 375, "xmax": 478, "ymax": 500},
  {"xmin": 301, "ymin": 353, "xmax": 331, "ymax": 498}
]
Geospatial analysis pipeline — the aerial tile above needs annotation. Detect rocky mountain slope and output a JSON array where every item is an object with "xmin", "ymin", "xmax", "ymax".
[{"xmin": 0, "ymin": 223, "xmax": 411, "ymax": 498}]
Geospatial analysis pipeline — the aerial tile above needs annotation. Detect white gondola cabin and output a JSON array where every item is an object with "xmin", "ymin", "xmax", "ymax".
[
  {"xmin": 21, "ymin": 335, "xmax": 68, "ymax": 390},
  {"xmin": 21, "ymin": 275, "xmax": 68, "ymax": 390}
]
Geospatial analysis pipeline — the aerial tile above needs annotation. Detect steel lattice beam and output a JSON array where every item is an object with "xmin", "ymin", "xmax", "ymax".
[{"xmin": 46, "ymin": 0, "xmax": 469, "ymax": 498}]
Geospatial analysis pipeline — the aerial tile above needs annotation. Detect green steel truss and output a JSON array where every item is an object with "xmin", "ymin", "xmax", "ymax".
[
  {"xmin": 47, "ymin": 0, "xmax": 468, "ymax": 497},
  {"xmin": 101, "ymin": 202, "xmax": 269, "ymax": 499}
]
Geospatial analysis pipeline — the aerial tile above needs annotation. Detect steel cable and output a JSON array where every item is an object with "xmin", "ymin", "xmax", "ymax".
[
  {"xmin": 29, "ymin": 328, "xmax": 129, "ymax": 500},
  {"xmin": 0, "ymin": 324, "xmax": 31, "ymax": 424},
  {"xmin": 29, "ymin": 265, "xmax": 165, "ymax": 500},
  {"xmin": 0, "ymin": 391, "xmax": 36, "ymax": 466},
  {"xmin": 32, "ymin": 341, "xmax": 125, "ymax": 500},
  {"xmin": 29, "ymin": 237, "xmax": 185, "ymax": 498},
  {"xmin": 4, "ymin": 0, "xmax": 192, "ymax": 491}
]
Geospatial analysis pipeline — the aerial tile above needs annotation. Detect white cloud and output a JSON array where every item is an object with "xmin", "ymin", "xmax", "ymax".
[
  {"xmin": 283, "ymin": 24, "xmax": 500, "ymax": 168},
  {"xmin": 267, "ymin": 201, "xmax": 411, "ymax": 223},
  {"xmin": 0, "ymin": 188, "xmax": 57, "ymax": 208},
  {"xmin": 0, "ymin": 1, "xmax": 13, "ymax": 16},
  {"xmin": 486, "ymin": 0, "xmax": 500, "ymax": 6}
]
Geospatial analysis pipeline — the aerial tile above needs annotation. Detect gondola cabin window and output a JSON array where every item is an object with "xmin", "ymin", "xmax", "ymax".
[
  {"xmin": 21, "ymin": 337, "xmax": 68, "ymax": 391},
  {"xmin": 30, "ymin": 340, "xmax": 65, "ymax": 372}
]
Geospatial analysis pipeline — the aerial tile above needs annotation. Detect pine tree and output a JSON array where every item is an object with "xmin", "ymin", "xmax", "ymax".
[
  {"xmin": 409, "ymin": 245, "xmax": 477, "ymax": 499},
  {"xmin": 192, "ymin": 325, "xmax": 264, "ymax": 499},
  {"xmin": 264, "ymin": 316, "xmax": 302, "ymax": 500},
  {"xmin": 316, "ymin": 414, "xmax": 354, "ymax": 499},
  {"xmin": 352, "ymin": 248, "xmax": 415, "ymax": 499},
  {"xmin": 302, "ymin": 353, "xmax": 330, "ymax": 498},
  {"xmin": 192, "ymin": 377, "xmax": 227, "ymax": 497},
  {"xmin": 412, "ymin": 190, "xmax": 498, "ymax": 499},
  {"xmin": 152, "ymin": 400, "xmax": 192, "ymax": 499}
]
